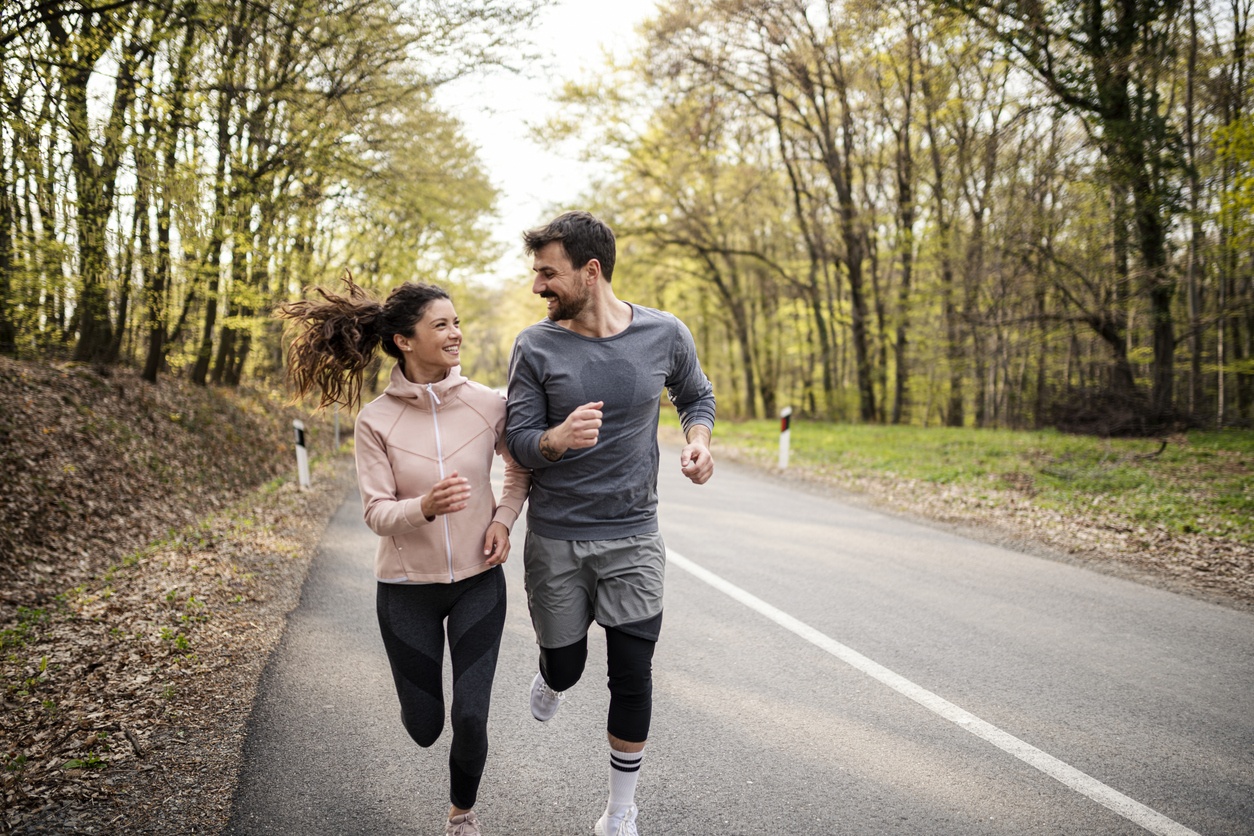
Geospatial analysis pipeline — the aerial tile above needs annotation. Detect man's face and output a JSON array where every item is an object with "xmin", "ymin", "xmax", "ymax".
[{"xmin": 531, "ymin": 241, "xmax": 591, "ymax": 322}]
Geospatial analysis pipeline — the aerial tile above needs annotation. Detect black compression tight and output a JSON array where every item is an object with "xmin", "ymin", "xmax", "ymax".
[
  {"xmin": 539, "ymin": 626, "xmax": 657, "ymax": 743},
  {"xmin": 376, "ymin": 567, "xmax": 506, "ymax": 810}
]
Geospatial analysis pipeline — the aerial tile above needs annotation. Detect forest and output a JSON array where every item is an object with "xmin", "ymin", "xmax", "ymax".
[{"xmin": 2, "ymin": 0, "xmax": 1252, "ymax": 433}]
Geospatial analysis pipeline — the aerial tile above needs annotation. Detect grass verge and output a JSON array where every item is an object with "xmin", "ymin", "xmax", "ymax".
[{"xmin": 667, "ymin": 413, "xmax": 1253, "ymax": 545}]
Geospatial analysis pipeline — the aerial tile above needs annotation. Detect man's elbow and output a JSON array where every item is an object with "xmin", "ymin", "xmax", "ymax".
[{"xmin": 503, "ymin": 432, "xmax": 524, "ymax": 463}]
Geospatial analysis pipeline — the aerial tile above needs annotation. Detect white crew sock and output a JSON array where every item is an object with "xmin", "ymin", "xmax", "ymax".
[{"xmin": 607, "ymin": 747, "xmax": 644, "ymax": 810}]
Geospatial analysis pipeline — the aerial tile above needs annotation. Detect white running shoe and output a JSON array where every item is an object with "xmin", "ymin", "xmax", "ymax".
[
  {"xmin": 594, "ymin": 804, "xmax": 638, "ymax": 836},
  {"xmin": 529, "ymin": 671, "xmax": 565, "ymax": 721}
]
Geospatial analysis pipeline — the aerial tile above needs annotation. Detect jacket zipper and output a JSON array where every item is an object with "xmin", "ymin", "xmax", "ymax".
[{"xmin": 426, "ymin": 384, "xmax": 456, "ymax": 582}]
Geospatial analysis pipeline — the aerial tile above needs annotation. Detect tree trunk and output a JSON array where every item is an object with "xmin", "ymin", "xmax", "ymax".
[
  {"xmin": 144, "ymin": 5, "xmax": 197, "ymax": 383},
  {"xmin": 106, "ymin": 202, "xmax": 140, "ymax": 365},
  {"xmin": 892, "ymin": 103, "xmax": 915, "ymax": 424},
  {"xmin": 63, "ymin": 60, "xmax": 114, "ymax": 363},
  {"xmin": 966, "ymin": 208, "xmax": 987, "ymax": 426},
  {"xmin": 59, "ymin": 13, "xmax": 142, "ymax": 364},
  {"xmin": 210, "ymin": 219, "xmax": 245, "ymax": 386},
  {"xmin": 921, "ymin": 66, "xmax": 964, "ymax": 426},
  {"xmin": 889, "ymin": 12, "xmax": 918, "ymax": 425},
  {"xmin": 705, "ymin": 254, "xmax": 758, "ymax": 418},
  {"xmin": 835, "ymin": 126, "xmax": 876, "ymax": 420},
  {"xmin": 211, "ymin": 323, "xmax": 235, "ymax": 385},
  {"xmin": 1035, "ymin": 284, "xmax": 1048, "ymax": 427},
  {"xmin": 1135, "ymin": 169, "xmax": 1175, "ymax": 415},
  {"xmin": 767, "ymin": 80, "xmax": 836, "ymax": 418},
  {"xmin": 192, "ymin": 69, "xmax": 233, "ymax": 386},
  {"xmin": 227, "ymin": 326, "xmax": 251, "ymax": 385},
  {"xmin": 1184, "ymin": 0, "xmax": 1204, "ymax": 416},
  {"xmin": 0, "ymin": 115, "xmax": 15, "ymax": 355}
]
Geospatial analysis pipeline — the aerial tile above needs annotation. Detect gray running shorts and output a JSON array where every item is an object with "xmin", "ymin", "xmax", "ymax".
[{"xmin": 522, "ymin": 529, "xmax": 666, "ymax": 649}]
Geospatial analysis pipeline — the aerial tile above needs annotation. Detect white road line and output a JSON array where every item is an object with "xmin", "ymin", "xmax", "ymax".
[{"xmin": 667, "ymin": 549, "xmax": 1201, "ymax": 836}]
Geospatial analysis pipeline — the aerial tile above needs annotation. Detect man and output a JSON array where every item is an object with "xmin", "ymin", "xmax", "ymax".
[{"xmin": 505, "ymin": 211, "xmax": 715, "ymax": 836}]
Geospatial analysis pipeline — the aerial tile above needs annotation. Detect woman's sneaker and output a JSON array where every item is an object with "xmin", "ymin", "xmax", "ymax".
[
  {"xmin": 594, "ymin": 804, "xmax": 638, "ymax": 836},
  {"xmin": 445, "ymin": 810, "xmax": 480, "ymax": 836},
  {"xmin": 530, "ymin": 671, "xmax": 565, "ymax": 721}
]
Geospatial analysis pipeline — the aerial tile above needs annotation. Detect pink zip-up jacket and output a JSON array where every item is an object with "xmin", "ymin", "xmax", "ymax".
[{"xmin": 354, "ymin": 363, "xmax": 530, "ymax": 584}]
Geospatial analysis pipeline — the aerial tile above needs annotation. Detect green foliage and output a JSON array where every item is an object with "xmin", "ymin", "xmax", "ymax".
[
  {"xmin": 63, "ymin": 752, "xmax": 106, "ymax": 771},
  {"xmin": 1214, "ymin": 116, "xmax": 1254, "ymax": 250},
  {"xmin": 0, "ymin": 0, "xmax": 538, "ymax": 382},
  {"xmin": 547, "ymin": 0, "xmax": 1254, "ymax": 428},
  {"xmin": 0, "ymin": 606, "xmax": 49, "ymax": 651}
]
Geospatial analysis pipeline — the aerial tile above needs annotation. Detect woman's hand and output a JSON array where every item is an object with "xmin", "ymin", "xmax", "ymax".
[
  {"xmin": 419, "ymin": 472, "xmax": 471, "ymax": 519},
  {"xmin": 482, "ymin": 522, "xmax": 511, "ymax": 566}
]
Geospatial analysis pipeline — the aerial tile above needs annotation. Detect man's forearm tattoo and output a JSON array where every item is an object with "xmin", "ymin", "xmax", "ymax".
[{"xmin": 539, "ymin": 429, "xmax": 563, "ymax": 462}]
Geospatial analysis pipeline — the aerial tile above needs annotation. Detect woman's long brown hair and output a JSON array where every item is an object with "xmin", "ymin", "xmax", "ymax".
[{"xmin": 277, "ymin": 273, "xmax": 449, "ymax": 409}]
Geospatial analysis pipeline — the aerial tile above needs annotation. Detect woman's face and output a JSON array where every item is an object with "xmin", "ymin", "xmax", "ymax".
[{"xmin": 397, "ymin": 298, "xmax": 460, "ymax": 381}]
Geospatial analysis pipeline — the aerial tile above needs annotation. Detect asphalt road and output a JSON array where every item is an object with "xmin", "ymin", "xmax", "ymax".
[{"xmin": 226, "ymin": 449, "xmax": 1254, "ymax": 835}]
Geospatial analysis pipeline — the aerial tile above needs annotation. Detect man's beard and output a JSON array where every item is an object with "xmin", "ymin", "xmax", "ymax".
[{"xmin": 546, "ymin": 286, "xmax": 590, "ymax": 322}]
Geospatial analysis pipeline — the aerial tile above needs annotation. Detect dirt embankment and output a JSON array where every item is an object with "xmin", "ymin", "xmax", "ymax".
[
  {"xmin": 1, "ymin": 359, "xmax": 350, "ymax": 834},
  {"xmin": 0, "ymin": 360, "xmax": 350, "ymax": 597}
]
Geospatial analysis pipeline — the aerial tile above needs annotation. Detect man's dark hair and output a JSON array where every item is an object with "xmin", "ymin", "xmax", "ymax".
[{"xmin": 523, "ymin": 210, "xmax": 616, "ymax": 282}]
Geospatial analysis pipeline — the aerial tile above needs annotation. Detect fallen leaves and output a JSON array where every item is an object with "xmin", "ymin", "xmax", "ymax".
[
  {"xmin": 1, "ymin": 457, "xmax": 351, "ymax": 833},
  {"xmin": 0, "ymin": 358, "xmax": 351, "ymax": 834}
]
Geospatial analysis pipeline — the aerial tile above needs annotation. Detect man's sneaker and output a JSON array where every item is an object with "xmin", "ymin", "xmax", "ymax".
[
  {"xmin": 594, "ymin": 804, "xmax": 638, "ymax": 836},
  {"xmin": 445, "ymin": 810, "xmax": 480, "ymax": 836},
  {"xmin": 530, "ymin": 671, "xmax": 565, "ymax": 721}
]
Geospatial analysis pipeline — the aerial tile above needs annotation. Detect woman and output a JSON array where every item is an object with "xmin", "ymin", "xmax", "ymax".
[{"xmin": 280, "ymin": 276, "xmax": 529, "ymax": 836}]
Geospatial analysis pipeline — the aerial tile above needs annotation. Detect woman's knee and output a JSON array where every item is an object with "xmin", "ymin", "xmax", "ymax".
[
  {"xmin": 449, "ymin": 693, "xmax": 489, "ymax": 740},
  {"xmin": 449, "ymin": 712, "xmax": 488, "ymax": 756},
  {"xmin": 401, "ymin": 711, "xmax": 443, "ymax": 748}
]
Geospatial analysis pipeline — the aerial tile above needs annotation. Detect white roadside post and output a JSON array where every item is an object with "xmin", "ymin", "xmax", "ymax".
[
  {"xmin": 779, "ymin": 406, "xmax": 793, "ymax": 469},
  {"xmin": 293, "ymin": 419, "xmax": 311, "ymax": 490}
]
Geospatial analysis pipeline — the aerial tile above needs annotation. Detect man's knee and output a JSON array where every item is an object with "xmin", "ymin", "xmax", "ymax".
[
  {"xmin": 540, "ymin": 636, "xmax": 588, "ymax": 692},
  {"xmin": 605, "ymin": 626, "xmax": 656, "ymax": 741},
  {"xmin": 605, "ymin": 624, "xmax": 657, "ymax": 689}
]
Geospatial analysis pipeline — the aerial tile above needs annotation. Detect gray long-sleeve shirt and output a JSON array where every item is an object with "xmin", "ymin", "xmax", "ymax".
[{"xmin": 505, "ymin": 304, "xmax": 716, "ymax": 540}]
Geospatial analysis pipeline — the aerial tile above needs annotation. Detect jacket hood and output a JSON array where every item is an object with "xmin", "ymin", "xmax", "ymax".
[{"xmin": 382, "ymin": 362, "xmax": 467, "ymax": 409}]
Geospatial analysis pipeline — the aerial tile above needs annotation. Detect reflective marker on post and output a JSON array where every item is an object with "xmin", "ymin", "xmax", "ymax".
[
  {"xmin": 293, "ymin": 419, "xmax": 311, "ymax": 490},
  {"xmin": 779, "ymin": 406, "xmax": 792, "ymax": 469}
]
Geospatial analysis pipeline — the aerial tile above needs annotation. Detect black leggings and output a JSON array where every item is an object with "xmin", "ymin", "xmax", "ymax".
[
  {"xmin": 539, "ymin": 626, "xmax": 657, "ymax": 743},
  {"xmin": 376, "ymin": 567, "xmax": 506, "ymax": 810}
]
